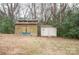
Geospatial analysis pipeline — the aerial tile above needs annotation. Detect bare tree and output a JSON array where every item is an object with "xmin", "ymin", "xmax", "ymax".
[
  {"xmin": 40, "ymin": 3, "xmax": 44, "ymax": 21},
  {"xmin": 0, "ymin": 3, "xmax": 68, "ymax": 23},
  {"xmin": 40, "ymin": 3, "xmax": 48, "ymax": 23},
  {"xmin": 59, "ymin": 3, "xmax": 67, "ymax": 23},
  {"xmin": 51, "ymin": 3, "xmax": 57, "ymax": 19},
  {"xmin": 0, "ymin": 3, "xmax": 20, "ymax": 22},
  {"xmin": 32, "ymin": 3, "xmax": 36, "ymax": 19},
  {"xmin": 19, "ymin": 4, "xmax": 30, "ymax": 20}
]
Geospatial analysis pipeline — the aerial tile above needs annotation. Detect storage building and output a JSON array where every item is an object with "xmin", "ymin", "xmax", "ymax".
[
  {"xmin": 15, "ymin": 20, "xmax": 38, "ymax": 36},
  {"xmin": 41, "ymin": 25, "xmax": 57, "ymax": 37}
]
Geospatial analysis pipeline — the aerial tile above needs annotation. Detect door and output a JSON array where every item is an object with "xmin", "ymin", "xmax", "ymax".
[
  {"xmin": 48, "ymin": 28, "xmax": 57, "ymax": 36},
  {"xmin": 41, "ymin": 27, "xmax": 57, "ymax": 36},
  {"xmin": 41, "ymin": 28, "xmax": 48, "ymax": 36}
]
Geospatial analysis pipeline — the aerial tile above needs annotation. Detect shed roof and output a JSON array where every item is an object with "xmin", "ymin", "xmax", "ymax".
[
  {"xmin": 16, "ymin": 22, "xmax": 38, "ymax": 25},
  {"xmin": 16, "ymin": 20, "xmax": 38, "ymax": 25},
  {"xmin": 17, "ymin": 19, "xmax": 38, "ymax": 22}
]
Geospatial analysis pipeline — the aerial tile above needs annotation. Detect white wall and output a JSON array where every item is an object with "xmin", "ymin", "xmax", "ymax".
[{"xmin": 41, "ymin": 27, "xmax": 57, "ymax": 37}]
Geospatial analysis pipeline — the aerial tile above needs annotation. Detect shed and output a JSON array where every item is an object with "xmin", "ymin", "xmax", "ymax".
[
  {"xmin": 15, "ymin": 20, "xmax": 38, "ymax": 36},
  {"xmin": 41, "ymin": 25, "xmax": 57, "ymax": 37}
]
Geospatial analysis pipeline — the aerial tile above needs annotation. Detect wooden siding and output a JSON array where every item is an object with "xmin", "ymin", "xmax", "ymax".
[{"xmin": 15, "ymin": 24, "xmax": 37, "ymax": 36}]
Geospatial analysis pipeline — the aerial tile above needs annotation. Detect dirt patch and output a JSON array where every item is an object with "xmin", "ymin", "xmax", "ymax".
[{"xmin": 0, "ymin": 34, "xmax": 79, "ymax": 55}]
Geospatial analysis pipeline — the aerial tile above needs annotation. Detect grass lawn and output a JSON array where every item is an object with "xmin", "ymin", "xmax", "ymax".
[{"xmin": 0, "ymin": 34, "xmax": 79, "ymax": 55}]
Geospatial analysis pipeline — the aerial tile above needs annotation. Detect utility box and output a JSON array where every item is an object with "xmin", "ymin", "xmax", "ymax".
[{"xmin": 41, "ymin": 25, "xmax": 57, "ymax": 37}]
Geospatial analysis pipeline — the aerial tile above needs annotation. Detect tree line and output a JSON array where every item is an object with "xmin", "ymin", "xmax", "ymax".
[{"xmin": 0, "ymin": 3, "xmax": 79, "ymax": 39}]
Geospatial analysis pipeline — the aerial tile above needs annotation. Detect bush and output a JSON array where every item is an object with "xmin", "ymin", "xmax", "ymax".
[
  {"xmin": 0, "ymin": 16, "xmax": 15, "ymax": 34},
  {"xmin": 57, "ymin": 11, "xmax": 79, "ymax": 39}
]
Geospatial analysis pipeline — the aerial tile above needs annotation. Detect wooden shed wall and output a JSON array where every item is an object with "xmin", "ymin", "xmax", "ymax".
[{"xmin": 15, "ymin": 24, "xmax": 38, "ymax": 36}]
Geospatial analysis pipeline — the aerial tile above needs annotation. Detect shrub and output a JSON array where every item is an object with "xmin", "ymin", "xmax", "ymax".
[
  {"xmin": 0, "ymin": 16, "xmax": 15, "ymax": 34},
  {"xmin": 57, "ymin": 11, "xmax": 79, "ymax": 39}
]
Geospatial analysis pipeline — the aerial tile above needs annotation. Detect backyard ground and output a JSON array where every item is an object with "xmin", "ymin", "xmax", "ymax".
[{"xmin": 0, "ymin": 34, "xmax": 79, "ymax": 55}]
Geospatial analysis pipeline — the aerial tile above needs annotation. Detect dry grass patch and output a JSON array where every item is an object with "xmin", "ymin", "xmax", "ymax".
[{"xmin": 0, "ymin": 34, "xmax": 79, "ymax": 55}]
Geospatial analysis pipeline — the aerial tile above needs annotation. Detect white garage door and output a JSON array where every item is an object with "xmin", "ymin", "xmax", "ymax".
[
  {"xmin": 41, "ymin": 28, "xmax": 48, "ymax": 36},
  {"xmin": 41, "ymin": 27, "xmax": 57, "ymax": 36},
  {"xmin": 48, "ymin": 28, "xmax": 57, "ymax": 36}
]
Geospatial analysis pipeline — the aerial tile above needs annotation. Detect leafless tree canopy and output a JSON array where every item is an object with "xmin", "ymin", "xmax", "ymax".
[
  {"xmin": 0, "ymin": 3, "xmax": 79, "ymax": 23},
  {"xmin": 0, "ymin": 3, "xmax": 20, "ymax": 19}
]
